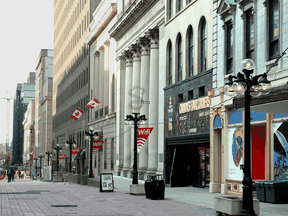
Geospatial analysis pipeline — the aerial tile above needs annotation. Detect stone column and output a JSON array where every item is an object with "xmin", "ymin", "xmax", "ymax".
[
  {"xmin": 98, "ymin": 49, "xmax": 105, "ymax": 117},
  {"xmin": 89, "ymin": 53, "xmax": 95, "ymax": 121},
  {"xmin": 115, "ymin": 55, "xmax": 125, "ymax": 175},
  {"xmin": 137, "ymin": 37, "xmax": 150, "ymax": 179},
  {"xmin": 94, "ymin": 52, "xmax": 100, "ymax": 118},
  {"xmin": 129, "ymin": 45, "xmax": 141, "ymax": 176},
  {"xmin": 109, "ymin": 39, "xmax": 116, "ymax": 113},
  {"xmin": 146, "ymin": 30, "xmax": 159, "ymax": 175},
  {"xmin": 103, "ymin": 42, "xmax": 110, "ymax": 115},
  {"xmin": 121, "ymin": 51, "xmax": 133, "ymax": 177}
]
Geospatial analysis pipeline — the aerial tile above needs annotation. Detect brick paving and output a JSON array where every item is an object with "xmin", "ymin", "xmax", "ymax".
[{"xmin": 0, "ymin": 176, "xmax": 287, "ymax": 216}]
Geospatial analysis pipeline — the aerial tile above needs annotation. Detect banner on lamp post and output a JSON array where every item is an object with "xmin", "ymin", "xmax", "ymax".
[
  {"xmin": 72, "ymin": 148, "xmax": 81, "ymax": 155},
  {"xmin": 93, "ymin": 141, "xmax": 104, "ymax": 155},
  {"xmin": 137, "ymin": 127, "xmax": 154, "ymax": 153},
  {"xmin": 59, "ymin": 154, "xmax": 66, "ymax": 160}
]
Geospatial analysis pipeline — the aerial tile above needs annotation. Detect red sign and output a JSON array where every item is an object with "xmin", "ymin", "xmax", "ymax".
[
  {"xmin": 137, "ymin": 127, "xmax": 154, "ymax": 153},
  {"xmin": 92, "ymin": 141, "xmax": 104, "ymax": 155},
  {"xmin": 72, "ymin": 148, "xmax": 81, "ymax": 155},
  {"xmin": 59, "ymin": 154, "xmax": 66, "ymax": 160}
]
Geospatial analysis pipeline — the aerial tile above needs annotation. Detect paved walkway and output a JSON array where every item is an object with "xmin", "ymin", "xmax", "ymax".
[{"xmin": 0, "ymin": 176, "xmax": 287, "ymax": 216}]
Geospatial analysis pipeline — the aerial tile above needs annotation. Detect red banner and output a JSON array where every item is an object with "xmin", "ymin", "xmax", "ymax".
[
  {"xmin": 72, "ymin": 148, "xmax": 81, "ymax": 155},
  {"xmin": 93, "ymin": 141, "xmax": 104, "ymax": 155},
  {"xmin": 137, "ymin": 127, "xmax": 154, "ymax": 153},
  {"xmin": 59, "ymin": 154, "xmax": 66, "ymax": 160}
]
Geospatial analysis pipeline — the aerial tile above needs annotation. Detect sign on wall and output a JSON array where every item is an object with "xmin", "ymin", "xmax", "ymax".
[
  {"xmin": 228, "ymin": 127, "xmax": 244, "ymax": 180},
  {"xmin": 273, "ymin": 122, "xmax": 288, "ymax": 182}
]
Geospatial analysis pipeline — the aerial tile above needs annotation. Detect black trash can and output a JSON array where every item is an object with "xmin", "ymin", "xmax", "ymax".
[
  {"xmin": 145, "ymin": 175, "xmax": 151, "ymax": 199},
  {"xmin": 255, "ymin": 182, "xmax": 265, "ymax": 202},
  {"xmin": 149, "ymin": 174, "xmax": 165, "ymax": 200},
  {"xmin": 264, "ymin": 181, "xmax": 288, "ymax": 204}
]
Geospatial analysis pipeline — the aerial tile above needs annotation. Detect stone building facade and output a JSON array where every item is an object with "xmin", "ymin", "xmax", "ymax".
[
  {"xmin": 109, "ymin": 0, "xmax": 165, "ymax": 179},
  {"xmin": 209, "ymin": 0, "xmax": 288, "ymax": 195}
]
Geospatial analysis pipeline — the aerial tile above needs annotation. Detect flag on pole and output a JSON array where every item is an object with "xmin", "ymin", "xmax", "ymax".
[
  {"xmin": 137, "ymin": 128, "xmax": 154, "ymax": 153},
  {"xmin": 70, "ymin": 108, "xmax": 84, "ymax": 121},
  {"xmin": 30, "ymin": 150, "xmax": 36, "ymax": 157},
  {"xmin": 93, "ymin": 141, "xmax": 105, "ymax": 155},
  {"xmin": 85, "ymin": 97, "xmax": 101, "ymax": 109}
]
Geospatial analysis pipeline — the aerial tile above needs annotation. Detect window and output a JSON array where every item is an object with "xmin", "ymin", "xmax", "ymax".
[
  {"xmin": 199, "ymin": 86, "xmax": 205, "ymax": 97},
  {"xmin": 177, "ymin": 35, "xmax": 182, "ymax": 82},
  {"xmin": 168, "ymin": 0, "xmax": 173, "ymax": 19},
  {"xmin": 168, "ymin": 41, "xmax": 173, "ymax": 85},
  {"xmin": 188, "ymin": 90, "xmax": 193, "ymax": 100},
  {"xmin": 178, "ymin": 0, "xmax": 182, "ymax": 12},
  {"xmin": 178, "ymin": 93, "xmax": 183, "ymax": 103},
  {"xmin": 269, "ymin": 0, "xmax": 279, "ymax": 59},
  {"xmin": 226, "ymin": 22, "xmax": 233, "ymax": 74},
  {"xmin": 188, "ymin": 27, "xmax": 193, "ymax": 77},
  {"xmin": 200, "ymin": 19, "xmax": 207, "ymax": 72},
  {"xmin": 246, "ymin": 10, "xmax": 254, "ymax": 60}
]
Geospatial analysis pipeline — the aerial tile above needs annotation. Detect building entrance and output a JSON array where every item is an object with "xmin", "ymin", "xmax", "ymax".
[{"xmin": 169, "ymin": 144, "xmax": 210, "ymax": 187}]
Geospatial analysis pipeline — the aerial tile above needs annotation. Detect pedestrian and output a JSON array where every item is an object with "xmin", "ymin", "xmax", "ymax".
[
  {"xmin": 7, "ymin": 168, "xmax": 12, "ymax": 183},
  {"xmin": 11, "ymin": 169, "xmax": 15, "ymax": 181}
]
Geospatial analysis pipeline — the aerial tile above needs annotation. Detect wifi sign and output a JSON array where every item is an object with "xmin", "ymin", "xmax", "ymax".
[{"xmin": 136, "ymin": 127, "xmax": 154, "ymax": 153}]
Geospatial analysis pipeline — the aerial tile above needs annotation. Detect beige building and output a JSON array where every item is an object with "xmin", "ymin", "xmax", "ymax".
[
  {"xmin": 109, "ymin": 0, "xmax": 165, "ymax": 178},
  {"xmin": 22, "ymin": 100, "xmax": 35, "ymax": 164},
  {"xmin": 53, "ymin": 1, "xmax": 99, "ymax": 171},
  {"xmin": 85, "ymin": 0, "xmax": 117, "ymax": 176},
  {"xmin": 35, "ymin": 49, "xmax": 53, "ymax": 166}
]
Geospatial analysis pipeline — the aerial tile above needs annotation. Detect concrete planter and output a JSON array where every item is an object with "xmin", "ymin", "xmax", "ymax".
[
  {"xmin": 87, "ymin": 177, "xmax": 100, "ymax": 188},
  {"xmin": 72, "ymin": 174, "xmax": 81, "ymax": 184},
  {"xmin": 214, "ymin": 195, "xmax": 260, "ymax": 216},
  {"xmin": 68, "ymin": 173, "xmax": 73, "ymax": 183},
  {"xmin": 81, "ymin": 175, "xmax": 89, "ymax": 185},
  {"xmin": 62, "ymin": 174, "xmax": 68, "ymax": 182}
]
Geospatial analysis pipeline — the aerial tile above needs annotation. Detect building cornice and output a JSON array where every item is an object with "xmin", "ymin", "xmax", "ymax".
[
  {"xmin": 109, "ymin": 0, "xmax": 159, "ymax": 41},
  {"xmin": 85, "ymin": 2, "xmax": 117, "ymax": 46}
]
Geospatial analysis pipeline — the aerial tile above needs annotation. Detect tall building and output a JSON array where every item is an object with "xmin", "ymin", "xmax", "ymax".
[
  {"xmin": 53, "ymin": 1, "xmax": 98, "ymax": 171},
  {"xmin": 109, "ymin": 0, "xmax": 164, "ymax": 178},
  {"xmin": 12, "ymin": 72, "xmax": 36, "ymax": 165},
  {"xmin": 85, "ymin": 0, "xmax": 117, "ymax": 176},
  {"xmin": 209, "ymin": 0, "xmax": 288, "ymax": 195},
  {"xmin": 35, "ymin": 49, "xmax": 53, "ymax": 165}
]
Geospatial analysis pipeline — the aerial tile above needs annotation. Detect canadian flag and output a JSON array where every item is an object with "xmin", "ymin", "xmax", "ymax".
[
  {"xmin": 30, "ymin": 150, "xmax": 36, "ymax": 157},
  {"xmin": 85, "ymin": 97, "xmax": 101, "ymax": 109},
  {"xmin": 93, "ymin": 141, "xmax": 104, "ymax": 155},
  {"xmin": 137, "ymin": 128, "xmax": 154, "ymax": 153},
  {"xmin": 71, "ymin": 108, "xmax": 84, "ymax": 121}
]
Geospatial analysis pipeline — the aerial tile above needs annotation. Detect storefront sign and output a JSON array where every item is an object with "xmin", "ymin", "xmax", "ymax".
[{"xmin": 179, "ymin": 96, "xmax": 210, "ymax": 114}]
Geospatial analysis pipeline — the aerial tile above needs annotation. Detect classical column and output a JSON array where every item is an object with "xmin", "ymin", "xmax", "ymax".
[
  {"xmin": 129, "ymin": 44, "xmax": 141, "ymax": 176},
  {"xmin": 94, "ymin": 52, "xmax": 100, "ymax": 118},
  {"xmin": 115, "ymin": 55, "xmax": 125, "ymax": 175},
  {"xmin": 121, "ymin": 51, "xmax": 133, "ymax": 177},
  {"xmin": 89, "ymin": 52, "xmax": 95, "ymax": 122},
  {"xmin": 98, "ymin": 48, "xmax": 105, "ymax": 117},
  {"xmin": 103, "ymin": 42, "xmax": 110, "ymax": 115},
  {"xmin": 146, "ymin": 29, "xmax": 159, "ymax": 175},
  {"xmin": 137, "ymin": 37, "xmax": 150, "ymax": 179},
  {"xmin": 109, "ymin": 39, "xmax": 116, "ymax": 113}
]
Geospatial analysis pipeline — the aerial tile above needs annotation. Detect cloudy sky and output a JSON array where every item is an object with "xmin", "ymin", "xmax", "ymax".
[{"xmin": 0, "ymin": 0, "xmax": 54, "ymax": 144}]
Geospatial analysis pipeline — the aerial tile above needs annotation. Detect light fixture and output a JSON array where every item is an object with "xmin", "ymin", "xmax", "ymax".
[
  {"xmin": 241, "ymin": 58, "xmax": 255, "ymax": 71},
  {"xmin": 232, "ymin": 74, "xmax": 246, "ymax": 94},
  {"xmin": 84, "ymin": 135, "xmax": 90, "ymax": 140},
  {"xmin": 224, "ymin": 76, "xmax": 236, "ymax": 96},
  {"xmin": 258, "ymin": 73, "xmax": 272, "ymax": 95}
]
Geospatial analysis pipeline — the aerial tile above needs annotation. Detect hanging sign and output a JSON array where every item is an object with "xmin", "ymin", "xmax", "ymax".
[
  {"xmin": 72, "ymin": 148, "xmax": 81, "ymax": 155},
  {"xmin": 59, "ymin": 154, "xmax": 66, "ymax": 160},
  {"xmin": 93, "ymin": 141, "xmax": 105, "ymax": 155},
  {"xmin": 137, "ymin": 127, "xmax": 154, "ymax": 153}
]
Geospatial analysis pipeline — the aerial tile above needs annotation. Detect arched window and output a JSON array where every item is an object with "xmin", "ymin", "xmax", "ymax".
[
  {"xmin": 200, "ymin": 19, "xmax": 207, "ymax": 72},
  {"xmin": 188, "ymin": 27, "xmax": 193, "ymax": 77},
  {"xmin": 168, "ymin": 41, "xmax": 173, "ymax": 85},
  {"xmin": 177, "ymin": 35, "xmax": 182, "ymax": 82}
]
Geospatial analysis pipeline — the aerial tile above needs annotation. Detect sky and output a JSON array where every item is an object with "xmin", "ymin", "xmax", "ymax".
[{"xmin": 0, "ymin": 0, "xmax": 54, "ymax": 145}]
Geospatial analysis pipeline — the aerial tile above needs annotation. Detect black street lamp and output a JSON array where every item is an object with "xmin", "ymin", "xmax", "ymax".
[
  {"xmin": 125, "ymin": 113, "xmax": 147, "ymax": 184},
  {"xmin": 38, "ymin": 154, "xmax": 44, "ymax": 178},
  {"xmin": 85, "ymin": 127, "xmax": 100, "ymax": 178},
  {"xmin": 66, "ymin": 140, "xmax": 76, "ymax": 173},
  {"xmin": 53, "ymin": 144, "xmax": 63, "ymax": 172},
  {"xmin": 45, "ymin": 151, "xmax": 53, "ymax": 166},
  {"xmin": 224, "ymin": 59, "xmax": 272, "ymax": 216},
  {"xmin": 33, "ymin": 158, "xmax": 38, "ymax": 177}
]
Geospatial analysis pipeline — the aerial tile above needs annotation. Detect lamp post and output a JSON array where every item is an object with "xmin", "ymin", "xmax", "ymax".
[
  {"xmin": 38, "ymin": 154, "xmax": 44, "ymax": 178},
  {"xmin": 224, "ymin": 59, "xmax": 271, "ymax": 216},
  {"xmin": 33, "ymin": 158, "xmax": 38, "ymax": 177},
  {"xmin": 45, "ymin": 151, "xmax": 52, "ymax": 166},
  {"xmin": 85, "ymin": 127, "xmax": 100, "ymax": 178},
  {"xmin": 53, "ymin": 144, "xmax": 63, "ymax": 172},
  {"xmin": 66, "ymin": 140, "xmax": 76, "ymax": 173},
  {"xmin": 124, "ymin": 113, "xmax": 147, "ymax": 184}
]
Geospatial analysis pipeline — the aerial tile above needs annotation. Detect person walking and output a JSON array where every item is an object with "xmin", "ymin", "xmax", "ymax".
[
  {"xmin": 11, "ymin": 169, "xmax": 15, "ymax": 181},
  {"xmin": 7, "ymin": 168, "xmax": 12, "ymax": 183}
]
